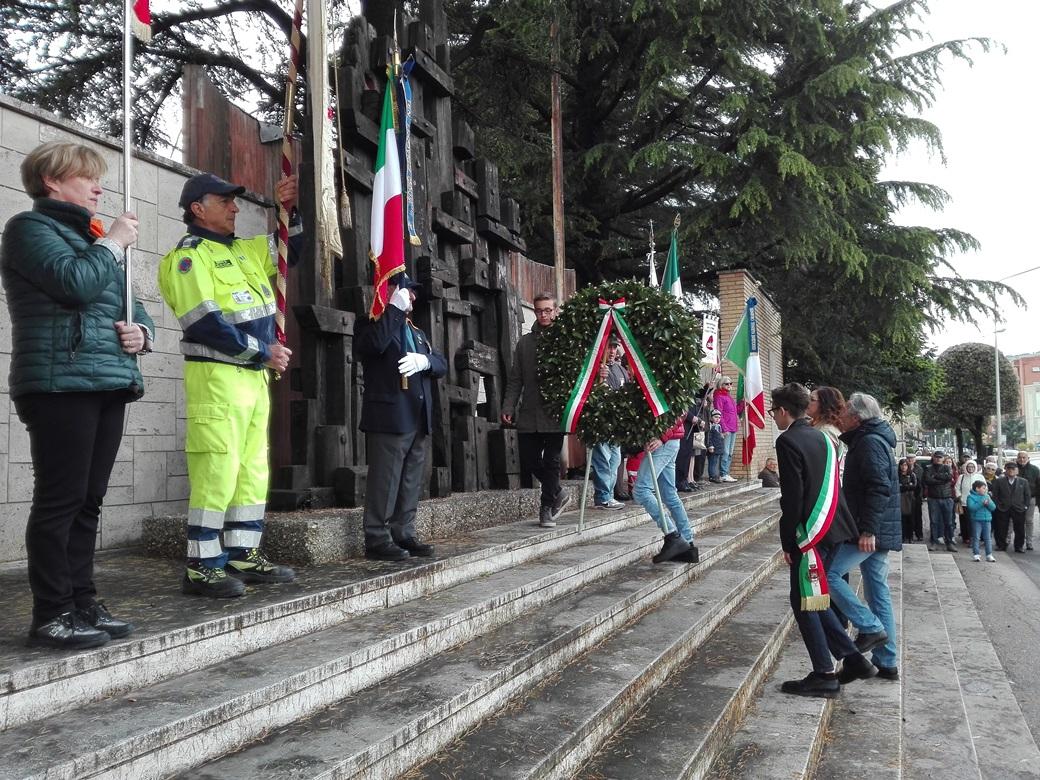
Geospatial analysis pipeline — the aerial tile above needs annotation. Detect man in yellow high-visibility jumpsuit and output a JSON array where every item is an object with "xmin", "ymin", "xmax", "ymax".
[{"xmin": 158, "ymin": 172, "xmax": 299, "ymax": 598}]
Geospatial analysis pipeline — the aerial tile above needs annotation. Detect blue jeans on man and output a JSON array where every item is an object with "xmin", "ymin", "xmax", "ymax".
[
  {"xmin": 720, "ymin": 431, "xmax": 736, "ymax": 477},
  {"xmin": 927, "ymin": 497, "xmax": 955, "ymax": 544},
  {"xmin": 633, "ymin": 439, "xmax": 693, "ymax": 543},
  {"xmin": 825, "ymin": 543, "xmax": 897, "ymax": 669},
  {"xmin": 591, "ymin": 442, "xmax": 621, "ymax": 505}
]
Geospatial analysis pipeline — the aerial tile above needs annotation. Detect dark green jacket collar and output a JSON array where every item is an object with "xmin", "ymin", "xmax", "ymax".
[{"xmin": 33, "ymin": 198, "xmax": 92, "ymax": 237}]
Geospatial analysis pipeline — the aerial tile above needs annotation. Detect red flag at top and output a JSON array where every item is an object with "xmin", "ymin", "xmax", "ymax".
[{"xmin": 132, "ymin": 1, "xmax": 152, "ymax": 42}]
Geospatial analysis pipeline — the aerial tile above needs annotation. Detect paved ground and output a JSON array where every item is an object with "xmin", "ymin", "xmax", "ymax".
[{"xmin": 950, "ymin": 541, "xmax": 1040, "ymax": 746}]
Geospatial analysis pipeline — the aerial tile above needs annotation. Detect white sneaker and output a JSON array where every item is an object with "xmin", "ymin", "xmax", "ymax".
[
  {"xmin": 721, "ymin": 475, "xmax": 737, "ymax": 483},
  {"xmin": 605, "ymin": 498, "xmax": 624, "ymax": 509},
  {"xmin": 986, "ymin": 554, "xmax": 996, "ymax": 562},
  {"xmin": 973, "ymin": 554, "xmax": 981, "ymax": 562}
]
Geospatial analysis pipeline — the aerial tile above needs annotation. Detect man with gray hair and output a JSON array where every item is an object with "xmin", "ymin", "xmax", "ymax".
[{"xmin": 828, "ymin": 391, "xmax": 902, "ymax": 680}]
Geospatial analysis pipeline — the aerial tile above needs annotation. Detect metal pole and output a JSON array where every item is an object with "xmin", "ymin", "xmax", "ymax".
[
  {"xmin": 549, "ymin": 5, "xmax": 565, "ymax": 305},
  {"xmin": 578, "ymin": 452, "xmax": 592, "ymax": 533},
  {"xmin": 122, "ymin": 0, "xmax": 134, "ymax": 326},
  {"xmin": 995, "ymin": 324, "xmax": 1003, "ymax": 466},
  {"xmin": 645, "ymin": 449, "xmax": 672, "ymax": 535}
]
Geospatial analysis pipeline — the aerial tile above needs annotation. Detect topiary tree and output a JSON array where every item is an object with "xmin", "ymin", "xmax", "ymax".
[{"xmin": 920, "ymin": 342, "xmax": 1019, "ymax": 458}]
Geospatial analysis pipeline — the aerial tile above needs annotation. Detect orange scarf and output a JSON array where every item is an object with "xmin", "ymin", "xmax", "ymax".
[{"xmin": 88, "ymin": 218, "xmax": 105, "ymax": 239}]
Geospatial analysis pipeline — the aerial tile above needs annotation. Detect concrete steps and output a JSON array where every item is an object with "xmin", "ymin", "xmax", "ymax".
[
  {"xmin": 0, "ymin": 482, "xmax": 760, "ymax": 732},
  {"xmin": 0, "ymin": 485, "xmax": 773, "ymax": 779}
]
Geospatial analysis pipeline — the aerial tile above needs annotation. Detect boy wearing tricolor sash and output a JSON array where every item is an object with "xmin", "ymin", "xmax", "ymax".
[{"xmin": 770, "ymin": 383, "xmax": 878, "ymax": 698}]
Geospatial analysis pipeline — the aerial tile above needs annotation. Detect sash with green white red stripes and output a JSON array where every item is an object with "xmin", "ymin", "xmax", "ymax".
[
  {"xmin": 795, "ymin": 429, "xmax": 841, "ymax": 611},
  {"xmin": 562, "ymin": 298, "xmax": 669, "ymax": 434}
]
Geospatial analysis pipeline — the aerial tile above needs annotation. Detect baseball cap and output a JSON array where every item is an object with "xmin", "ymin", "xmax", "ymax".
[
  {"xmin": 932, "ymin": 450, "xmax": 944, "ymax": 458},
  {"xmin": 179, "ymin": 173, "xmax": 246, "ymax": 209}
]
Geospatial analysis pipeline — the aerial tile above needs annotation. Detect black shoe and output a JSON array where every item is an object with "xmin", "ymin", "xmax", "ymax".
[
  {"xmin": 676, "ymin": 482, "xmax": 693, "ymax": 493},
  {"xmin": 708, "ymin": 477, "xmax": 722, "ymax": 483},
  {"xmin": 539, "ymin": 505, "xmax": 555, "ymax": 528},
  {"xmin": 838, "ymin": 653, "xmax": 878, "ymax": 684},
  {"xmin": 614, "ymin": 492, "xmax": 631, "ymax": 502},
  {"xmin": 1015, "ymin": 548, "xmax": 1025, "ymax": 553},
  {"xmin": 945, "ymin": 542, "xmax": 956, "ymax": 552},
  {"xmin": 876, "ymin": 665, "xmax": 899, "ymax": 680},
  {"xmin": 28, "ymin": 611, "xmax": 110, "ymax": 650},
  {"xmin": 183, "ymin": 565, "xmax": 246, "ymax": 598},
  {"xmin": 652, "ymin": 532, "xmax": 691, "ymax": 564},
  {"xmin": 997, "ymin": 545, "xmax": 1008, "ymax": 552},
  {"xmin": 397, "ymin": 537, "xmax": 434, "ymax": 557},
  {"xmin": 365, "ymin": 543, "xmax": 410, "ymax": 561},
  {"xmin": 780, "ymin": 671, "xmax": 839, "ymax": 698},
  {"xmin": 551, "ymin": 487, "xmax": 572, "ymax": 521},
  {"xmin": 674, "ymin": 545, "xmax": 700, "ymax": 564},
  {"xmin": 226, "ymin": 548, "xmax": 296, "ymax": 583},
  {"xmin": 1028, "ymin": 545, "xmax": 1034, "ymax": 551},
  {"xmin": 854, "ymin": 630, "xmax": 888, "ymax": 654},
  {"xmin": 78, "ymin": 602, "xmax": 134, "ymax": 639}
]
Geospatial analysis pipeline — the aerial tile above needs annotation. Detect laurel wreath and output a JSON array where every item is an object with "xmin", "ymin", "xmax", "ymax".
[{"xmin": 537, "ymin": 280, "xmax": 702, "ymax": 446}]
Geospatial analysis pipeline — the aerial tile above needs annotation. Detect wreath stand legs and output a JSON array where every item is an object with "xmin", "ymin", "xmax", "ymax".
[{"xmin": 578, "ymin": 453, "xmax": 593, "ymax": 533}]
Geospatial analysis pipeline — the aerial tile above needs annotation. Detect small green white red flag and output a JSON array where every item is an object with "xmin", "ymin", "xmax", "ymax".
[
  {"xmin": 661, "ymin": 226, "xmax": 682, "ymax": 299},
  {"xmin": 368, "ymin": 78, "xmax": 406, "ymax": 320}
]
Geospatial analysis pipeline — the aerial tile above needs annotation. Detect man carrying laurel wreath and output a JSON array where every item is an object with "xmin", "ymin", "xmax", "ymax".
[
  {"xmin": 502, "ymin": 292, "xmax": 572, "ymax": 528},
  {"xmin": 770, "ymin": 382, "xmax": 877, "ymax": 698}
]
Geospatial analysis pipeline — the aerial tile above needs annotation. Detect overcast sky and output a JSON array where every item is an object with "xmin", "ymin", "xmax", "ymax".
[{"xmin": 882, "ymin": 0, "xmax": 1040, "ymax": 358}]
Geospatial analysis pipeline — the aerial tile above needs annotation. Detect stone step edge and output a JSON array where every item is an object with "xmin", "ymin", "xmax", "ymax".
[
  {"xmin": 930, "ymin": 554, "xmax": 1040, "ymax": 771},
  {"xmin": 316, "ymin": 517, "xmax": 782, "ymax": 780},
  {"xmin": 0, "ymin": 484, "xmax": 770, "ymax": 733},
  {"xmin": 21, "ymin": 514, "xmax": 780, "ymax": 780},
  {"xmin": 524, "ymin": 552, "xmax": 785, "ymax": 780}
]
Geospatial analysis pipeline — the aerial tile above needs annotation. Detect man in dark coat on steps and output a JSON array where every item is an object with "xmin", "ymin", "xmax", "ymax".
[
  {"xmin": 828, "ymin": 392, "xmax": 902, "ymax": 681},
  {"xmin": 771, "ymin": 382, "xmax": 876, "ymax": 698}
]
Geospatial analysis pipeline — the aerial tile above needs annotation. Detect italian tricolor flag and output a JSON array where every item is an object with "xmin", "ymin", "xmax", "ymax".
[
  {"xmin": 660, "ymin": 227, "xmax": 682, "ymax": 299},
  {"xmin": 131, "ymin": 1, "xmax": 151, "ymax": 42},
  {"xmin": 724, "ymin": 298, "xmax": 766, "ymax": 465},
  {"xmin": 368, "ymin": 79, "xmax": 406, "ymax": 319}
]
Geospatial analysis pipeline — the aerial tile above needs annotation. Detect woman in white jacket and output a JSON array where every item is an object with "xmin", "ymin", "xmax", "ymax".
[{"xmin": 957, "ymin": 460, "xmax": 980, "ymax": 545}]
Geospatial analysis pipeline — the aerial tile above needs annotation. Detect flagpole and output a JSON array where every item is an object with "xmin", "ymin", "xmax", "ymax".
[{"xmin": 122, "ymin": 0, "xmax": 134, "ymax": 326}]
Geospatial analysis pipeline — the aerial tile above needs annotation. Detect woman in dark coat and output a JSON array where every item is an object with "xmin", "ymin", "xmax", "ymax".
[
  {"xmin": 898, "ymin": 458, "xmax": 918, "ymax": 542},
  {"xmin": 1, "ymin": 141, "xmax": 154, "ymax": 649}
]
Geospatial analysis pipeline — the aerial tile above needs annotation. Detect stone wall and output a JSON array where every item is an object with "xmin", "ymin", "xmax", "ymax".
[
  {"xmin": 0, "ymin": 94, "xmax": 271, "ymax": 562},
  {"xmin": 718, "ymin": 269, "xmax": 783, "ymax": 478}
]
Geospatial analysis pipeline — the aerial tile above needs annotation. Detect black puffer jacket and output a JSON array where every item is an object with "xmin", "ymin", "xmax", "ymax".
[{"xmin": 839, "ymin": 418, "xmax": 902, "ymax": 552}]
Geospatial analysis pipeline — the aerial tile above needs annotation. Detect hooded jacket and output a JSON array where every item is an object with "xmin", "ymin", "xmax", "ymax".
[{"xmin": 839, "ymin": 417, "xmax": 902, "ymax": 551}]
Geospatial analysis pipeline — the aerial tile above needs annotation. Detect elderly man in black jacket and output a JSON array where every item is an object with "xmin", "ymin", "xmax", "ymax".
[
  {"xmin": 992, "ymin": 461, "xmax": 1031, "ymax": 553},
  {"xmin": 827, "ymin": 392, "xmax": 902, "ymax": 681},
  {"xmin": 771, "ymin": 383, "xmax": 876, "ymax": 698},
  {"xmin": 356, "ymin": 273, "xmax": 448, "ymax": 561}
]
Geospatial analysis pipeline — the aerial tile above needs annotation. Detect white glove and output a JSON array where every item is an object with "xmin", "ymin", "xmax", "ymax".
[
  {"xmin": 389, "ymin": 286, "xmax": 413, "ymax": 312},
  {"xmin": 398, "ymin": 352, "xmax": 430, "ymax": 377}
]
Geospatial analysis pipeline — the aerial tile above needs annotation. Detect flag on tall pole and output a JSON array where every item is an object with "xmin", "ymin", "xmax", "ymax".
[
  {"xmin": 724, "ymin": 298, "xmax": 766, "ymax": 465},
  {"xmin": 661, "ymin": 214, "xmax": 682, "ymax": 299},
  {"xmin": 368, "ymin": 77, "xmax": 406, "ymax": 320},
  {"xmin": 121, "ymin": 0, "xmax": 151, "ymax": 326},
  {"xmin": 273, "ymin": 0, "xmax": 304, "ymax": 344},
  {"xmin": 647, "ymin": 220, "xmax": 658, "ymax": 287}
]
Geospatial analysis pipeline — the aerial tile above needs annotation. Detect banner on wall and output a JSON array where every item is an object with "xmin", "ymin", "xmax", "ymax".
[{"xmin": 701, "ymin": 314, "xmax": 719, "ymax": 366}]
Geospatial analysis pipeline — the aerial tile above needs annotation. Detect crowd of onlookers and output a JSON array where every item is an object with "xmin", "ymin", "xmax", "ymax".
[{"xmin": 899, "ymin": 449, "xmax": 1037, "ymax": 560}]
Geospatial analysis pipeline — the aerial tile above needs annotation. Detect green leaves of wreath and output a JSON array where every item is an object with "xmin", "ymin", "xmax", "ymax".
[{"xmin": 537, "ymin": 280, "xmax": 703, "ymax": 447}]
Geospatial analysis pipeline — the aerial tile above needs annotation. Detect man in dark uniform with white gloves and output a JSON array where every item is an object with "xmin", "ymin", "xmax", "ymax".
[{"xmin": 356, "ymin": 273, "xmax": 447, "ymax": 560}]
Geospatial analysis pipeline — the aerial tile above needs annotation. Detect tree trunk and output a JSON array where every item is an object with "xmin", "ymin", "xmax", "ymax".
[
  {"xmin": 972, "ymin": 415, "xmax": 985, "ymax": 460},
  {"xmin": 955, "ymin": 428, "xmax": 964, "ymax": 461}
]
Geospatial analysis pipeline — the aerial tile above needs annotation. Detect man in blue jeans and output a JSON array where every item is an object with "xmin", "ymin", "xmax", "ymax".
[
  {"xmin": 922, "ymin": 449, "xmax": 956, "ymax": 552},
  {"xmin": 827, "ymin": 392, "xmax": 901, "ymax": 680}
]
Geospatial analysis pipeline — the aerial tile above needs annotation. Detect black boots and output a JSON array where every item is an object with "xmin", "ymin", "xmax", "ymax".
[{"xmin": 652, "ymin": 532, "xmax": 691, "ymax": 564}]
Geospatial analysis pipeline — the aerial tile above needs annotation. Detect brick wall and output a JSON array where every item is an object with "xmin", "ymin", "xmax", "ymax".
[
  {"xmin": 717, "ymin": 269, "xmax": 783, "ymax": 478},
  {"xmin": 0, "ymin": 95, "xmax": 271, "ymax": 562}
]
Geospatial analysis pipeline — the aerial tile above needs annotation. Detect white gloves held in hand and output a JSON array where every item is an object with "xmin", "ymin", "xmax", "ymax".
[
  {"xmin": 398, "ymin": 352, "xmax": 430, "ymax": 377},
  {"xmin": 389, "ymin": 286, "xmax": 413, "ymax": 312}
]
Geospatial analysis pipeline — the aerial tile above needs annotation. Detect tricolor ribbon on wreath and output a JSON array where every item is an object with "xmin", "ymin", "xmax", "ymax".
[
  {"xmin": 795, "ymin": 430, "xmax": 841, "ymax": 611},
  {"xmin": 562, "ymin": 298, "xmax": 669, "ymax": 434}
]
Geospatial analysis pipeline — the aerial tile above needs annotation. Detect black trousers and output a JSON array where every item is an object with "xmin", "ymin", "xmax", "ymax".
[
  {"xmin": 993, "ymin": 508, "xmax": 1026, "ymax": 551},
  {"xmin": 518, "ymin": 432, "xmax": 564, "ymax": 507},
  {"xmin": 362, "ymin": 430, "xmax": 426, "ymax": 549},
  {"xmin": 693, "ymin": 452, "xmax": 706, "ymax": 481},
  {"xmin": 674, "ymin": 434, "xmax": 694, "ymax": 487},
  {"xmin": 789, "ymin": 550, "xmax": 858, "ymax": 673},
  {"xmin": 15, "ymin": 390, "xmax": 128, "ymax": 623}
]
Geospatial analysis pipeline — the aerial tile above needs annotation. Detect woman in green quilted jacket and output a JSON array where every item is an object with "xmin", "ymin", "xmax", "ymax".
[{"xmin": 1, "ymin": 141, "xmax": 154, "ymax": 650}]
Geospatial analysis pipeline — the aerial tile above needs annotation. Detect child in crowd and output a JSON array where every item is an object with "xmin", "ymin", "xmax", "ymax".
[
  {"xmin": 965, "ymin": 477, "xmax": 996, "ymax": 562},
  {"xmin": 758, "ymin": 457, "xmax": 780, "ymax": 488},
  {"xmin": 707, "ymin": 410, "xmax": 724, "ymax": 483}
]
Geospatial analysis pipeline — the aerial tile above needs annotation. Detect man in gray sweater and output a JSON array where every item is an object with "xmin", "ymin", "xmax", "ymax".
[{"xmin": 502, "ymin": 292, "xmax": 571, "ymax": 527}]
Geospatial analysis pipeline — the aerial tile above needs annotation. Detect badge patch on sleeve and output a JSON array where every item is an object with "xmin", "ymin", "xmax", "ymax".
[{"xmin": 177, "ymin": 257, "xmax": 192, "ymax": 274}]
